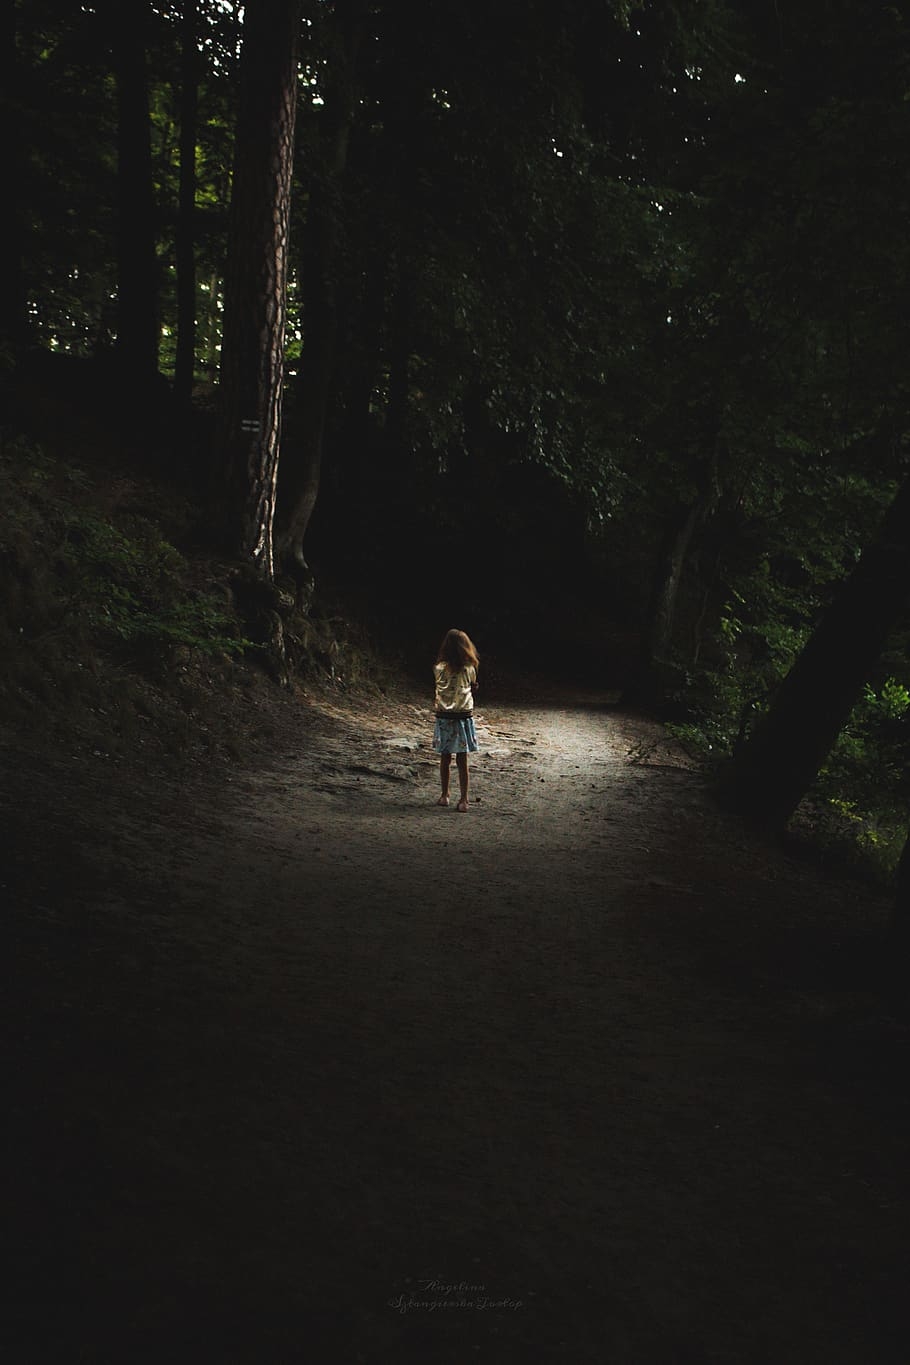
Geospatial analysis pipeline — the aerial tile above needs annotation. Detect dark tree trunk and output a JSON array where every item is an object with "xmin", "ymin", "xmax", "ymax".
[
  {"xmin": 217, "ymin": 0, "xmax": 300, "ymax": 579},
  {"xmin": 108, "ymin": 0, "xmax": 159, "ymax": 388},
  {"xmin": 0, "ymin": 0, "xmax": 27, "ymax": 361},
  {"xmin": 890, "ymin": 827, "xmax": 910, "ymax": 961},
  {"xmin": 277, "ymin": 0, "xmax": 366, "ymax": 595},
  {"xmin": 386, "ymin": 268, "xmax": 411, "ymax": 458},
  {"xmin": 174, "ymin": 0, "xmax": 199, "ymax": 407},
  {"xmin": 634, "ymin": 448, "xmax": 720, "ymax": 699},
  {"xmin": 344, "ymin": 241, "xmax": 389, "ymax": 451},
  {"xmin": 717, "ymin": 471, "xmax": 910, "ymax": 829},
  {"xmin": 643, "ymin": 495, "xmax": 709, "ymax": 669},
  {"xmin": 276, "ymin": 204, "xmax": 339, "ymax": 597}
]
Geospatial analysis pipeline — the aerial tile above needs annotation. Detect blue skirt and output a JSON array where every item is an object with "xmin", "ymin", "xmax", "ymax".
[{"xmin": 433, "ymin": 715, "xmax": 479, "ymax": 754}]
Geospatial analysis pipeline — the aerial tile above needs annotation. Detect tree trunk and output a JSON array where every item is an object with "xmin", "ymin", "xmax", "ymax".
[
  {"xmin": 890, "ymin": 828, "xmax": 910, "ymax": 962},
  {"xmin": 204, "ymin": 268, "xmax": 221, "ymax": 378},
  {"xmin": 277, "ymin": 0, "xmax": 366, "ymax": 595},
  {"xmin": 717, "ymin": 471, "xmax": 910, "ymax": 829},
  {"xmin": 643, "ymin": 495, "xmax": 708, "ymax": 670},
  {"xmin": 108, "ymin": 0, "xmax": 159, "ymax": 389},
  {"xmin": 276, "ymin": 208, "xmax": 339, "ymax": 599},
  {"xmin": 343, "ymin": 240, "xmax": 389, "ymax": 456},
  {"xmin": 174, "ymin": 0, "xmax": 199, "ymax": 407},
  {"xmin": 386, "ymin": 268, "xmax": 412, "ymax": 459},
  {"xmin": 0, "ymin": 0, "xmax": 27, "ymax": 362},
  {"xmin": 635, "ymin": 448, "xmax": 720, "ymax": 699},
  {"xmin": 217, "ymin": 0, "xmax": 300, "ymax": 579}
]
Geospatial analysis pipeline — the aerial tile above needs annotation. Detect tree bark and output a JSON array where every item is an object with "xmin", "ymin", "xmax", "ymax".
[
  {"xmin": 108, "ymin": 0, "xmax": 159, "ymax": 388},
  {"xmin": 386, "ymin": 267, "xmax": 412, "ymax": 459},
  {"xmin": 0, "ymin": 0, "xmax": 27, "ymax": 362},
  {"xmin": 217, "ymin": 0, "xmax": 300, "ymax": 579},
  {"xmin": 717, "ymin": 470, "xmax": 910, "ymax": 829},
  {"xmin": 277, "ymin": 0, "xmax": 366, "ymax": 595},
  {"xmin": 890, "ymin": 828, "xmax": 910, "ymax": 962},
  {"xmin": 174, "ymin": 0, "xmax": 199, "ymax": 407},
  {"xmin": 635, "ymin": 447, "xmax": 720, "ymax": 698},
  {"xmin": 643, "ymin": 494, "xmax": 709, "ymax": 670}
]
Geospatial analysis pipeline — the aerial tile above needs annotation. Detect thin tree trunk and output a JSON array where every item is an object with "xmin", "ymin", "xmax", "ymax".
[
  {"xmin": 276, "ymin": 207, "xmax": 339, "ymax": 596},
  {"xmin": 204, "ymin": 269, "xmax": 221, "ymax": 377},
  {"xmin": 644, "ymin": 496, "xmax": 707, "ymax": 669},
  {"xmin": 174, "ymin": 0, "xmax": 199, "ymax": 406},
  {"xmin": 0, "ymin": 0, "xmax": 27, "ymax": 360},
  {"xmin": 386, "ymin": 267, "xmax": 411, "ymax": 458},
  {"xmin": 345, "ymin": 241, "xmax": 389, "ymax": 458},
  {"xmin": 890, "ymin": 827, "xmax": 910, "ymax": 962},
  {"xmin": 217, "ymin": 0, "xmax": 300, "ymax": 579},
  {"xmin": 717, "ymin": 470, "xmax": 910, "ymax": 829},
  {"xmin": 636, "ymin": 448, "xmax": 720, "ymax": 696},
  {"xmin": 108, "ymin": 0, "xmax": 159, "ymax": 388}
]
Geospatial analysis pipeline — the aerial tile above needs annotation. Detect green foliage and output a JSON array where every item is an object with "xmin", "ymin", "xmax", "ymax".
[
  {"xmin": 0, "ymin": 439, "xmax": 250, "ymax": 673},
  {"xmin": 11, "ymin": 0, "xmax": 237, "ymax": 374},
  {"xmin": 58, "ymin": 511, "xmax": 247, "ymax": 656},
  {"xmin": 662, "ymin": 560, "xmax": 817, "ymax": 766},
  {"xmin": 671, "ymin": 639, "xmax": 910, "ymax": 879},
  {"xmin": 819, "ymin": 678, "xmax": 910, "ymax": 826}
]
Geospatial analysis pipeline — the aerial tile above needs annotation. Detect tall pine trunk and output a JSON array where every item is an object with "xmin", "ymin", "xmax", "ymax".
[
  {"xmin": 634, "ymin": 448, "xmax": 720, "ymax": 701},
  {"xmin": 0, "ymin": 0, "xmax": 27, "ymax": 362},
  {"xmin": 108, "ymin": 0, "xmax": 159, "ymax": 389},
  {"xmin": 217, "ymin": 0, "xmax": 300, "ymax": 579},
  {"xmin": 174, "ymin": 0, "xmax": 199, "ymax": 407},
  {"xmin": 717, "ymin": 471, "xmax": 910, "ymax": 829},
  {"xmin": 890, "ymin": 828, "xmax": 910, "ymax": 963},
  {"xmin": 643, "ymin": 495, "xmax": 709, "ymax": 669}
]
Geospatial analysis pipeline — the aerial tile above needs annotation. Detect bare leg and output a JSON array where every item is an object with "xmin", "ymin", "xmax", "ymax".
[
  {"xmin": 455, "ymin": 753, "xmax": 469, "ymax": 811},
  {"xmin": 438, "ymin": 753, "xmax": 452, "ymax": 805}
]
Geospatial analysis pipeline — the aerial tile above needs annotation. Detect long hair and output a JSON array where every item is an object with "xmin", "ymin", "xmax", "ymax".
[{"xmin": 437, "ymin": 628, "xmax": 479, "ymax": 674}]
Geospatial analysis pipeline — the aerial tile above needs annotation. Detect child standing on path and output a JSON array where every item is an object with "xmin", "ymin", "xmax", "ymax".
[{"xmin": 433, "ymin": 629, "xmax": 479, "ymax": 812}]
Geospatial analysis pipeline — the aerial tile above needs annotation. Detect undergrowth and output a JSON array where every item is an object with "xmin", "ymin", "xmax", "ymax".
[
  {"xmin": 0, "ymin": 431, "xmax": 398, "ymax": 762},
  {"xmin": 663, "ymin": 661, "xmax": 910, "ymax": 888},
  {"xmin": 1, "ymin": 435, "xmax": 247, "ymax": 680}
]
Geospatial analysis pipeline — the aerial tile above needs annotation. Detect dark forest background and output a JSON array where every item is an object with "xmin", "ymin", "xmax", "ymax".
[{"xmin": 3, "ymin": 0, "xmax": 910, "ymax": 939}]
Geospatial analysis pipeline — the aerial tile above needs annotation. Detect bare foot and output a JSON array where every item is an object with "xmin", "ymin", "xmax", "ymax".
[
  {"xmin": 437, "ymin": 795, "xmax": 450, "ymax": 806},
  {"xmin": 456, "ymin": 798, "xmax": 468, "ymax": 812}
]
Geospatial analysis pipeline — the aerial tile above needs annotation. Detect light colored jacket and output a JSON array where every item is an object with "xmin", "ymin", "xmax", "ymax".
[{"xmin": 434, "ymin": 662, "xmax": 476, "ymax": 714}]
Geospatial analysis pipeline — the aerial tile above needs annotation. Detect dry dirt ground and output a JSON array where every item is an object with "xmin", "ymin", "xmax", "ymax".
[{"xmin": 4, "ymin": 672, "xmax": 910, "ymax": 1364}]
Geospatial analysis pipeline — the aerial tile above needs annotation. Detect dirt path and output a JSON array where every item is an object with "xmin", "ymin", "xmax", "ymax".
[{"xmin": 5, "ymin": 683, "xmax": 909, "ymax": 1363}]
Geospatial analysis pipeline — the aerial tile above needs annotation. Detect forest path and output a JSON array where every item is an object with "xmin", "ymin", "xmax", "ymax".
[{"xmin": 5, "ymin": 684, "xmax": 909, "ymax": 1364}]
